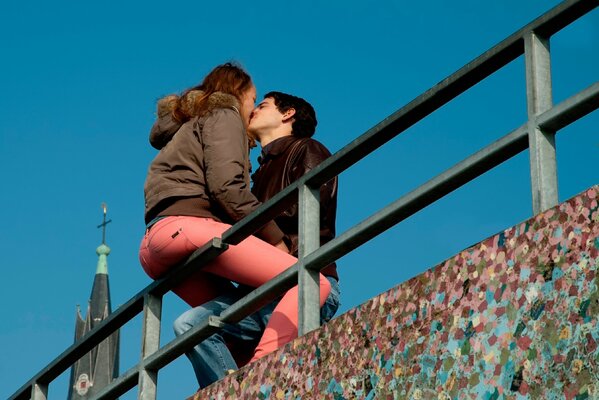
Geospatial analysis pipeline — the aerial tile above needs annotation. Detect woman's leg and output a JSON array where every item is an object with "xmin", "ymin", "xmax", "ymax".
[
  {"xmin": 178, "ymin": 218, "xmax": 331, "ymax": 360},
  {"xmin": 140, "ymin": 215, "xmax": 331, "ymax": 356},
  {"xmin": 250, "ymin": 274, "xmax": 331, "ymax": 361}
]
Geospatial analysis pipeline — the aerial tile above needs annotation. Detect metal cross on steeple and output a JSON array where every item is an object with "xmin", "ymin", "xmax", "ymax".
[{"xmin": 97, "ymin": 202, "xmax": 112, "ymax": 245}]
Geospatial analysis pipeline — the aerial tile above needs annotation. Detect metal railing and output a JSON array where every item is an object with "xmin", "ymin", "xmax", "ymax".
[{"xmin": 10, "ymin": 0, "xmax": 599, "ymax": 398}]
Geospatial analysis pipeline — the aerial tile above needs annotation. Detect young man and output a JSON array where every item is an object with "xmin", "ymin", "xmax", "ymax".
[{"xmin": 174, "ymin": 92, "xmax": 339, "ymax": 388}]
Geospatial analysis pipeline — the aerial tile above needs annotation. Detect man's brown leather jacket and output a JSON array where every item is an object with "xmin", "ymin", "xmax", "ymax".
[{"xmin": 251, "ymin": 135, "xmax": 339, "ymax": 279}]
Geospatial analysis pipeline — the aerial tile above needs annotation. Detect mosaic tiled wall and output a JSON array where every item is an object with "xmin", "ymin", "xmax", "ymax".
[{"xmin": 199, "ymin": 186, "xmax": 599, "ymax": 399}]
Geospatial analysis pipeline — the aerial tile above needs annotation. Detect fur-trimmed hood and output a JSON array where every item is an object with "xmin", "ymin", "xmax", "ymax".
[{"xmin": 149, "ymin": 90, "xmax": 240, "ymax": 150}]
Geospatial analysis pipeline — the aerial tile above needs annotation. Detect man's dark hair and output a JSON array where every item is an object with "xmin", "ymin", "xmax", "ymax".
[{"xmin": 264, "ymin": 91, "xmax": 317, "ymax": 138}]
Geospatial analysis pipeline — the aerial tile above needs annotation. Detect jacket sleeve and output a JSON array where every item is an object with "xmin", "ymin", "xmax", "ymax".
[{"xmin": 201, "ymin": 109, "xmax": 284, "ymax": 244}]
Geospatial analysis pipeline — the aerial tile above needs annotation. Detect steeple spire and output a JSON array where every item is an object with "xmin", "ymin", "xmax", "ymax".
[
  {"xmin": 95, "ymin": 203, "xmax": 112, "ymax": 275},
  {"xmin": 68, "ymin": 202, "xmax": 120, "ymax": 399}
]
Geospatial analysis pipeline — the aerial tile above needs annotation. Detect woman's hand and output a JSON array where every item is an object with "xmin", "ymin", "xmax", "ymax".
[{"xmin": 274, "ymin": 240, "xmax": 289, "ymax": 253}]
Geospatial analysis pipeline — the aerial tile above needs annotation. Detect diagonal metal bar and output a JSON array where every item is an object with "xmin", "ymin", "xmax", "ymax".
[
  {"xmin": 301, "ymin": 74, "xmax": 599, "ymax": 272},
  {"xmin": 538, "ymin": 81, "xmax": 599, "ymax": 131},
  {"xmin": 533, "ymin": 0, "xmax": 599, "ymax": 38}
]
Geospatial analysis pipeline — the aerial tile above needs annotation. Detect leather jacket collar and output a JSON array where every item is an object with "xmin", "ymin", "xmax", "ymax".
[{"xmin": 258, "ymin": 135, "xmax": 299, "ymax": 165}]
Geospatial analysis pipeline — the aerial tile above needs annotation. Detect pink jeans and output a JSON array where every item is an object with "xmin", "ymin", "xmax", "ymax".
[{"xmin": 139, "ymin": 216, "xmax": 331, "ymax": 360}]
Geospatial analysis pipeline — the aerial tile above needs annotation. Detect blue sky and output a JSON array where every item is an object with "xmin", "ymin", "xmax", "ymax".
[{"xmin": 1, "ymin": 1, "xmax": 597, "ymax": 398}]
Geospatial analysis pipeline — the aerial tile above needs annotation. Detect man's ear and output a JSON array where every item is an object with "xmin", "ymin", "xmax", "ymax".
[{"xmin": 282, "ymin": 108, "xmax": 296, "ymax": 123}]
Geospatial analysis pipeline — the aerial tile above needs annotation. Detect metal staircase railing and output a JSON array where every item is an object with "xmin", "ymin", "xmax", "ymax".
[{"xmin": 10, "ymin": 0, "xmax": 599, "ymax": 398}]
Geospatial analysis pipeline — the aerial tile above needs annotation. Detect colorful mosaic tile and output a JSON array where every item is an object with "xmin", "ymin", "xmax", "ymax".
[{"xmin": 198, "ymin": 186, "xmax": 599, "ymax": 399}]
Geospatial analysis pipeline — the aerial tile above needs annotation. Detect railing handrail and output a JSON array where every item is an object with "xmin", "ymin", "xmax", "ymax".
[
  {"xmin": 218, "ymin": 0, "xmax": 597, "ymax": 246},
  {"xmin": 10, "ymin": 0, "xmax": 598, "ymax": 398}
]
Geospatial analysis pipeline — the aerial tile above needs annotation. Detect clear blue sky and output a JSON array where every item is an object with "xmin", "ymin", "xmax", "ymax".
[{"xmin": 1, "ymin": 1, "xmax": 597, "ymax": 398}]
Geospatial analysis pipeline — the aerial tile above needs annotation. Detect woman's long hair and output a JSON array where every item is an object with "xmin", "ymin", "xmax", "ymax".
[{"xmin": 172, "ymin": 62, "xmax": 252, "ymax": 123}]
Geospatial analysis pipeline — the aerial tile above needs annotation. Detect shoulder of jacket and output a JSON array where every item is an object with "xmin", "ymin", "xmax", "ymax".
[
  {"xmin": 197, "ymin": 108, "xmax": 245, "ymax": 145},
  {"xmin": 200, "ymin": 107, "xmax": 242, "ymax": 125},
  {"xmin": 296, "ymin": 137, "xmax": 332, "ymax": 157}
]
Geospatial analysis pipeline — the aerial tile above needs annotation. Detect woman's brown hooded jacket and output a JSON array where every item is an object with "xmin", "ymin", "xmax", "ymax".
[{"xmin": 143, "ymin": 91, "xmax": 284, "ymax": 245}]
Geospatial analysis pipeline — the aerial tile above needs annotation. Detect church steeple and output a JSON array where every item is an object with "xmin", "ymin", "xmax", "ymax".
[{"xmin": 68, "ymin": 203, "xmax": 120, "ymax": 399}]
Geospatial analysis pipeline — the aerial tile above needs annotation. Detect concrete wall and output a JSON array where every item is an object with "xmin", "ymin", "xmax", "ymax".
[{"xmin": 199, "ymin": 186, "xmax": 599, "ymax": 399}]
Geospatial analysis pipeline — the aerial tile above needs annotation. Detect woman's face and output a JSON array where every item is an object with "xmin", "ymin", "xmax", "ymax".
[{"xmin": 240, "ymin": 84, "xmax": 257, "ymax": 127}]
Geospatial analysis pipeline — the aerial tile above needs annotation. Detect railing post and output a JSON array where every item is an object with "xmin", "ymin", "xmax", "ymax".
[
  {"xmin": 31, "ymin": 382, "xmax": 48, "ymax": 400},
  {"xmin": 138, "ymin": 293, "xmax": 162, "ymax": 400},
  {"xmin": 525, "ymin": 31, "xmax": 558, "ymax": 214},
  {"xmin": 298, "ymin": 183, "xmax": 321, "ymax": 335}
]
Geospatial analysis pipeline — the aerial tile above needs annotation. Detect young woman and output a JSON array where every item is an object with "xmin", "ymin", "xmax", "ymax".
[{"xmin": 139, "ymin": 63, "xmax": 331, "ymax": 360}]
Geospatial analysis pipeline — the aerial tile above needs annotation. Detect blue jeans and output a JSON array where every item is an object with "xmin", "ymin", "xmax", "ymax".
[{"xmin": 173, "ymin": 276, "xmax": 340, "ymax": 388}]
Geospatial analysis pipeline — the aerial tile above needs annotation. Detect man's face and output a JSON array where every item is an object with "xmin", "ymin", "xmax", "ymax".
[{"xmin": 247, "ymin": 98, "xmax": 286, "ymax": 139}]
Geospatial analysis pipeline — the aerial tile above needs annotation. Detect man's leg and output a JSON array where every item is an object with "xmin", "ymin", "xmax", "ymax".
[
  {"xmin": 174, "ymin": 294, "xmax": 237, "ymax": 388},
  {"xmin": 174, "ymin": 277, "xmax": 340, "ymax": 387},
  {"xmin": 320, "ymin": 276, "xmax": 341, "ymax": 324},
  {"xmin": 173, "ymin": 287, "xmax": 277, "ymax": 388}
]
